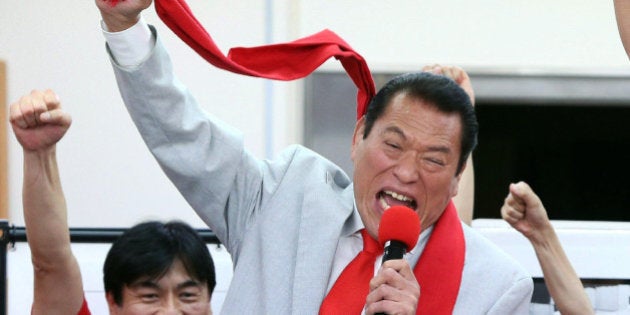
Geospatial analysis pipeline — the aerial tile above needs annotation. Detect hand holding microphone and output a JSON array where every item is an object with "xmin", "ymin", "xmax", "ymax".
[{"xmin": 367, "ymin": 206, "xmax": 421, "ymax": 315}]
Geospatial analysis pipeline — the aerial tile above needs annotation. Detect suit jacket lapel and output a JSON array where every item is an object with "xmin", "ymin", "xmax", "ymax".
[{"xmin": 291, "ymin": 179, "xmax": 355, "ymax": 313}]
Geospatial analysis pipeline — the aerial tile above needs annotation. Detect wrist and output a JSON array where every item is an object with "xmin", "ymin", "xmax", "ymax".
[
  {"xmin": 527, "ymin": 222, "xmax": 557, "ymax": 248},
  {"xmin": 23, "ymin": 146, "xmax": 60, "ymax": 187},
  {"xmin": 23, "ymin": 146, "xmax": 56, "ymax": 160},
  {"xmin": 101, "ymin": 14, "xmax": 140, "ymax": 33}
]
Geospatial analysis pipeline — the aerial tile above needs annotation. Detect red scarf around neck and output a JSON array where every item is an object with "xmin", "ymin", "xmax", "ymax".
[
  {"xmin": 320, "ymin": 202, "xmax": 465, "ymax": 314},
  {"xmin": 414, "ymin": 201, "xmax": 465, "ymax": 314}
]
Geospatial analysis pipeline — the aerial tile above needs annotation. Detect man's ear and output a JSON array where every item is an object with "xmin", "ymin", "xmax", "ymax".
[
  {"xmin": 351, "ymin": 116, "xmax": 366, "ymax": 160},
  {"xmin": 106, "ymin": 292, "xmax": 120, "ymax": 315}
]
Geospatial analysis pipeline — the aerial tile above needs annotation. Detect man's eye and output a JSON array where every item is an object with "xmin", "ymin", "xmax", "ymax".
[
  {"xmin": 180, "ymin": 291, "xmax": 200, "ymax": 301},
  {"xmin": 386, "ymin": 141, "xmax": 400, "ymax": 149},
  {"xmin": 141, "ymin": 293, "xmax": 159, "ymax": 302},
  {"xmin": 423, "ymin": 157, "xmax": 445, "ymax": 166},
  {"xmin": 430, "ymin": 159, "xmax": 444, "ymax": 166}
]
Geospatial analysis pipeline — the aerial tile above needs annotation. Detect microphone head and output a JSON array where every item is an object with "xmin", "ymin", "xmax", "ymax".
[{"xmin": 378, "ymin": 206, "xmax": 421, "ymax": 249}]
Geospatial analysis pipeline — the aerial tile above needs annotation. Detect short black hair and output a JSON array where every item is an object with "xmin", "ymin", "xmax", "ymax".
[
  {"xmin": 362, "ymin": 72, "xmax": 478, "ymax": 174},
  {"xmin": 103, "ymin": 220, "xmax": 216, "ymax": 305}
]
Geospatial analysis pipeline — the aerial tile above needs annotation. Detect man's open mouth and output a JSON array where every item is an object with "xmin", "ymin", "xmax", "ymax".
[{"xmin": 378, "ymin": 190, "xmax": 417, "ymax": 211}]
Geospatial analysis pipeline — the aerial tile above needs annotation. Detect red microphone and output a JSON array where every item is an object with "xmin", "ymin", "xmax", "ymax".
[
  {"xmin": 378, "ymin": 206, "xmax": 421, "ymax": 263},
  {"xmin": 376, "ymin": 206, "xmax": 421, "ymax": 315}
]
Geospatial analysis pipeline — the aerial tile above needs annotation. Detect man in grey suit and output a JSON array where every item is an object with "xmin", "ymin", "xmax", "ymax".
[{"xmin": 96, "ymin": 1, "xmax": 533, "ymax": 313}]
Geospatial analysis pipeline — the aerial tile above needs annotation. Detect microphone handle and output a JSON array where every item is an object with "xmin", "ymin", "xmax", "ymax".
[
  {"xmin": 381, "ymin": 240, "xmax": 406, "ymax": 263},
  {"xmin": 376, "ymin": 240, "xmax": 408, "ymax": 315}
]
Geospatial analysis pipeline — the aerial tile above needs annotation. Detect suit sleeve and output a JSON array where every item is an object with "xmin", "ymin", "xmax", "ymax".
[
  {"xmin": 106, "ymin": 26, "xmax": 270, "ymax": 254},
  {"xmin": 487, "ymin": 276, "xmax": 533, "ymax": 315}
]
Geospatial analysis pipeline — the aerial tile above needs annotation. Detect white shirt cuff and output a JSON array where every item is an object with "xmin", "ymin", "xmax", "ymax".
[{"xmin": 101, "ymin": 17, "xmax": 154, "ymax": 68}]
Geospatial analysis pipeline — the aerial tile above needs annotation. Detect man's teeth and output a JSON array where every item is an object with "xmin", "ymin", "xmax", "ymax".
[
  {"xmin": 380, "ymin": 195, "xmax": 390, "ymax": 210},
  {"xmin": 384, "ymin": 190, "xmax": 413, "ymax": 202},
  {"xmin": 380, "ymin": 190, "xmax": 415, "ymax": 210}
]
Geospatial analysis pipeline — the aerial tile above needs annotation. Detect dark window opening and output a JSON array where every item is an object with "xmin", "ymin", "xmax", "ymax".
[{"xmin": 474, "ymin": 104, "xmax": 630, "ymax": 221}]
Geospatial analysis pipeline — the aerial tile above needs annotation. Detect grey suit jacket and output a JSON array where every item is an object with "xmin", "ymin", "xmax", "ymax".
[{"xmin": 108, "ymin": 28, "xmax": 533, "ymax": 314}]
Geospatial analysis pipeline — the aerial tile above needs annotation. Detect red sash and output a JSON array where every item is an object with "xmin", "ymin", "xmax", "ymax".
[
  {"xmin": 76, "ymin": 297, "xmax": 91, "ymax": 315},
  {"xmin": 153, "ymin": 0, "xmax": 375, "ymax": 120},
  {"xmin": 414, "ymin": 201, "xmax": 465, "ymax": 314},
  {"xmin": 319, "ymin": 202, "xmax": 465, "ymax": 314}
]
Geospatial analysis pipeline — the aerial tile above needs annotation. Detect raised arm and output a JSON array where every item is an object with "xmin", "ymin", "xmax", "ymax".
[
  {"xmin": 501, "ymin": 182, "xmax": 593, "ymax": 315},
  {"xmin": 9, "ymin": 90, "xmax": 82, "ymax": 314},
  {"xmin": 422, "ymin": 65, "xmax": 475, "ymax": 225},
  {"xmin": 615, "ymin": 0, "xmax": 630, "ymax": 60},
  {"xmin": 451, "ymin": 155, "xmax": 474, "ymax": 225}
]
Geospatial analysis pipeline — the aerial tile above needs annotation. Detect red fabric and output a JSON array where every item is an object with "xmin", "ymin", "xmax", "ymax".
[
  {"xmin": 320, "ymin": 202, "xmax": 465, "ymax": 314},
  {"xmin": 413, "ymin": 201, "xmax": 466, "ymax": 314},
  {"xmin": 151, "ymin": 2, "xmax": 465, "ymax": 312},
  {"xmin": 319, "ymin": 229, "xmax": 382, "ymax": 314},
  {"xmin": 77, "ymin": 297, "xmax": 91, "ymax": 315},
  {"xmin": 153, "ymin": 0, "xmax": 375, "ymax": 119}
]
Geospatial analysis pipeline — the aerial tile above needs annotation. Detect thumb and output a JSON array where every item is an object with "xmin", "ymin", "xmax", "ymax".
[{"xmin": 39, "ymin": 109, "xmax": 72, "ymax": 128}]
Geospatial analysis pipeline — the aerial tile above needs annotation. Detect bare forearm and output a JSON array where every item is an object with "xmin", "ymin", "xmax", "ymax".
[
  {"xmin": 23, "ymin": 148, "xmax": 84, "ymax": 314},
  {"xmin": 22, "ymin": 148, "xmax": 73, "ymax": 268},
  {"xmin": 453, "ymin": 155, "xmax": 474, "ymax": 225},
  {"xmin": 530, "ymin": 228, "xmax": 593, "ymax": 314},
  {"xmin": 615, "ymin": 0, "xmax": 630, "ymax": 60}
]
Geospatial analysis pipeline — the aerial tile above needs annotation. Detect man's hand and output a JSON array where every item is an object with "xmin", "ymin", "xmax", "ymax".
[
  {"xmin": 365, "ymin": 259, "xmax": 420, "ymax": 315},
  {"xmin": 10, "ymin": 89, "xmax": 71, "ymax": 152},
  {"xmin": 422, "ymin": 64, "xmax": 475, "ymax": 106},
  {"xmin": 501, "ymin": 181, "xmax": 552, "ymax": 242},
  {"xmin": 95, "ymin": 0, "xmax": 152, "ymax": 32}
]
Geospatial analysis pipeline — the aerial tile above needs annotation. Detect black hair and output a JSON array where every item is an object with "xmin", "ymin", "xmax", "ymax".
[
  {"xmin": 362, "ymin": 72, "xmax": 478, "ymax": 174},
  {"xmin": 103, "ymin": 220, "xmax": 216, "ymax": 305}
]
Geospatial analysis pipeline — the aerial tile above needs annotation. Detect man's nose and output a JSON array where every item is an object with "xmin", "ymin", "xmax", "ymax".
[
  {"xmin": 393, "ymin": 152, "xmax": 419, "ymax": 183},
  {"xmin": 161, "ymin": 297, "xmax": 182, "ymax": 315}
]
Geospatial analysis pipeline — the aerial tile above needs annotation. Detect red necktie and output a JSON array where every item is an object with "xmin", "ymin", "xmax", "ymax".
[
  {"xmin": 153, "ymin": 0, "xmax": 376, "ymax": 120},
  {"xmin": 319, "ymin": 229, "xmax": 382, "ymax": 314}
]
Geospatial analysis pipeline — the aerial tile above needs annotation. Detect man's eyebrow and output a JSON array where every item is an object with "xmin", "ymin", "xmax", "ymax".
[
  {"xmin": 426, "ymin": 145, "xmax": 451, "ymax": 154},
  {"xmin": 177, "ymin": 280, "xmax": 203, "ymax": 290},
  {"xmin": 382, "ymin": 126, "xmax": 406, "ymax": 139},
  {"xmin": 129, "ymin": 280, "xmax": 160, "ymax": 290},
  {"xmin": 383, "ymin": 126, "xmax": 452, "ymax": 153}
]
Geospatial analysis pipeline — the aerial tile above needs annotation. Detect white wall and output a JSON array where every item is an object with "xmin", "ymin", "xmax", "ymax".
[
  {"xmin": 1, "ymin": 1, "xmax": 629, "ymax": 227},
  {"xmin": 1, "ymin": 1, "xmax": 298, "ymax": 228},
  {"xmin": 298, "ymin": 1, "xmax": 630, "ymax": 72}
]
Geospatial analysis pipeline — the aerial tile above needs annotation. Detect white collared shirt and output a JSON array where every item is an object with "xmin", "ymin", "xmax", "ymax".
[
  {"xmin": 101, "ymin": 18, "xmax": 153, "ymax": 68},
  {"xmin": 326, "ymin": 200, "xmax": 433, "ymax": 293}
]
